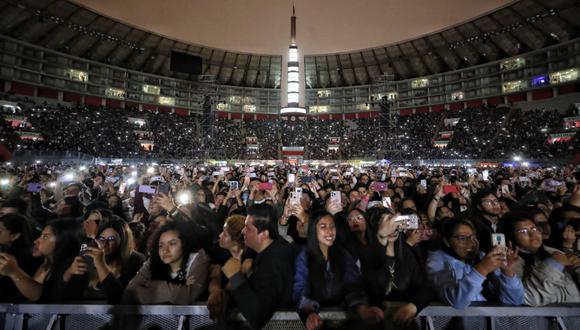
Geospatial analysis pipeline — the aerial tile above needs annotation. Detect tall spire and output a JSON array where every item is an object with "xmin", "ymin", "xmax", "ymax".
[
  {"xmin": 290, "ymin": 3, "xmax": 296, "ymax": 45},
  {"xmin": 280, "ymin": 3, "xmax": 305, "ymax": 114}
]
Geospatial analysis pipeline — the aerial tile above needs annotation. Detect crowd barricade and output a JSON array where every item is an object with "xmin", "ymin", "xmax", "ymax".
[{"xmin": 1, "ymin": 303, "xmax": 579, "ymax": 330}]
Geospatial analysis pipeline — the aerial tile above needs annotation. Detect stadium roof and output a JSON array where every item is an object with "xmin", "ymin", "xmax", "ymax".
[{"xmin": 0, "ymin": 0, "xmax": 578, "ymax": 88}]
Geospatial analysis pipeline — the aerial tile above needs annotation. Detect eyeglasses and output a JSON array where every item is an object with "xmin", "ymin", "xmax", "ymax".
[
  {"xmin": 348, "ymin": 215, "xmax": 365, "ymax": 222},
  {"xmin": 97, "ymin": 236, "xmax": 117, "ymax": 242},
  {"xmin": 481, "ymin": 199, "xmax": 500, "ymax": 206},
  {"xmin": 451, "ymin": 234, "xmax": 478, "ymax": 242},
  {"xmin": 515, "ymin": 227, "xmax": 540, "ymax": 236}
]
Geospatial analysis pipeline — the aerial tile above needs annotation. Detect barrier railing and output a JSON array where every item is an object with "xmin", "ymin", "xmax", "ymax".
[{"xmin": 1, "ymin": 303, "xmax": 579, "ymax": 330}]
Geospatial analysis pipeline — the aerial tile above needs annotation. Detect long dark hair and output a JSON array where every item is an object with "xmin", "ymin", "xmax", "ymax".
[
  {"xmin": 149, "ymin": 220, "xmax": 201, "ymax": 282},
  {"xmin": 0, "ymin": 213, "xmax": 33, "ymax": 258},
  {"xmin": 47, "ymin": 218, "xmax": 84, "ymax": 276},
  {"xmin": 306, "ymin": 211, "xmax": 346, "ymax": 303},
  {"xmin": 547, "ymin": 206, "xmax": 577, "ymax": 251}
]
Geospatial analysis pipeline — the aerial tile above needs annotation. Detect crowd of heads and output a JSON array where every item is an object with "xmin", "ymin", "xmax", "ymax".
[
  {"xmin": 0, "ymin": 95, "xmax": 577, "ymax": 161},
  {"xmin": 0, "ymin": 160, "xmax": 579, "ymax": 327}
]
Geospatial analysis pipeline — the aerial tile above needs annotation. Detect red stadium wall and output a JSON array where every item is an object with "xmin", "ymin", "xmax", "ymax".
[
  {"xmin": 37, "ymin": 87, "xmax": 58, "ymax": 99},
  {"xmin": 63, "ymin": 92, "xmax": 82, "ymax": 103},
  {"xmin": 106, "ymin": 99, "xmax": 122, "ymax": 108},
  {"xmin": 10, "ymin": 82, "xmax": 34, "ymax": 96},
  {"xmin": 532, "ymin": 88, "xmax": 553, "ymax": 100},
  {"xmin": 84, "ymin": 96, "xmax": 102, "ymax": 106}
]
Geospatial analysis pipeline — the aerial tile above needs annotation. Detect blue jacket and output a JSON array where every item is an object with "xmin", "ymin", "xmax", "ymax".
[
  {"xmin": 426, "ymin": 249, "xmax": 524, "ymax": 309},
  {"xmin": 293, "ymin": 248, "xmax": 366, "ymax": 313}
]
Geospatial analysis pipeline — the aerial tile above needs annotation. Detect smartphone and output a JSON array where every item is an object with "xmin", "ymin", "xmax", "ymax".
[
  {"xmin": 491, "ymin": 233, "xmax": 506, "ymax": 248},
  {"xmin": 501, "ymin": 184, "xmax": 510, "ymax": 194},
  {"xmin": 229, "ymin": 181, "xmax": 239, "ymax": 191},
  {"xmin": 290, "ymin": 191, "xmax": 301, "ymax": 205},
  {"xmin": 301, "ymin": 176, "xmax": 314, "ymax": 184},
  {"xmin": 80, "ymin": 240, "xmax": 98, "ymax": 270},
  {"xmin": 27, "ymin": 182, "xmax": 43, "ymax": 193},
  {"xmin": 482, "ymin": 170, "xmax": 489, "ymax": 181},
  {"xmin": 138, "ymin": 184, "xmax": 157, "ymax": 194},
  {"xmin": 382, "ymin": 197, "xmax": 392, "ymax": 209},
  {"xmin": 330, "ymin": 191, "xmax": 341, "ymax": 204},
  {"xmin": 258, "ymin": 182, "xmax": 273, "ymax": 191},
  {"xmin": 105, "ymin": 176, "xmax": 120, "ymax": 184},
  {"xmin": 394, "ymin": 214, "xmax": 419, "ymax": 230},
  {"xmin": 420, "ymin": 180, "xmax": 427, "ymax": 189},
  {"xmin": 288, "ymin": 173, "xmax": 296, "ymax": 183},
  {"xmin": 156, "ymin": 182, "xmax": 171, "ymax": 195},
  {"xmin": 371, "ymin": 182, "xmax": 389, "ymax": 192},
  {"xmin": 443, "ymin": 185, "xmax": 460, "ymax": 194}
]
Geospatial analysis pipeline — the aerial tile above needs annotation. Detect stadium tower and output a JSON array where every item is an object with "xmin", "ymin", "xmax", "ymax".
[{"xmin": 280, "ymin": 5, "xmax": 307, "ymax": 162}]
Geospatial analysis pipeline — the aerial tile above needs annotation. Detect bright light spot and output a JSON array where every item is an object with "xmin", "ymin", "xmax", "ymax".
[
  {"xmin": 79, "ymin": 166, "xmax": 87, "ymax": 171},
  {"xmin": 177, "ymin": 191, "xmax": 192, "ymax": 205},
  {"xmin": 131, "ymin": 171, "xmax": 138, "ymax": 177},
  {"xmin": 513, "ymin": 156, "xmax": 522, "ymax": 162},
  {"xmin": 522, "ymin": 162, "xmax": 529, "ymax": 167},
  {"xmin": 35, "ymin": 160, "xmax": 41, "ymax": 164},
  {"xmin": 0, "ymin": 178, "xmax": 9, "ymax": 186},
  {"xmin": 127, "ymin": 178, "xmax": 136, "ymax": 185},
  {"xmin": 147, "ymin": 167, "xmax": 155, "ymax": 174},
  {"xmin": 63, "ymin": 173, "xmax": 74, "ymax": 181},
  {"xmin": 48, "ymin": 182, "xmax": 57, "ymax": 188}
]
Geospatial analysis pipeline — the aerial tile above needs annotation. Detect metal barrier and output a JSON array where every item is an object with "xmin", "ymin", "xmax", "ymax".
[{"xmin": 1, "ymin": 303, "xmax": 579, "ymax": 330}]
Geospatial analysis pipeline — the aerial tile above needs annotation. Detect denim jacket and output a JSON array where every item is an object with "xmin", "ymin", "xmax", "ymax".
[{"xmin": 426, "ymin": 249, "xmax": 524, "ymax": 309}]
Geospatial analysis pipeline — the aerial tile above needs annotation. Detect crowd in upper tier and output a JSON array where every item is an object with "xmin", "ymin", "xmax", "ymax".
[
  {"xmin": 0, "ymin": 162, "xmax": 579, "ymax": 329},
  {"xmin": 0, "ymin": 94, "xmax": 577, "ymax": 161}
]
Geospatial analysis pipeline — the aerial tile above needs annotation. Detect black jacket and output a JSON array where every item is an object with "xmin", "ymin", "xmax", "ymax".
[
  {"xmin": 229, "ymin": 238, "xmax": 296, "ymax": 329},
  {"xmin": 360, "ymin": 238, "xmax": 435, "ymax": 312}
]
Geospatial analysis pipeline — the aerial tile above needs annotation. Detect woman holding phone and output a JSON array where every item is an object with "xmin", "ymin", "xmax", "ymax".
[{"xmin": 0, "ymin": 218, "xmax": 87, "ymax": 302}]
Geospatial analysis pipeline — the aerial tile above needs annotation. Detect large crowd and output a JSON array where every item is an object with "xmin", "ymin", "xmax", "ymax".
[
  {"xmin": 0, "ymin": 161, "xmax": 579, "ymax": 329},
  {"xmin": 0, "ymin": 95, "xmax": 577, "ymax": 161}
]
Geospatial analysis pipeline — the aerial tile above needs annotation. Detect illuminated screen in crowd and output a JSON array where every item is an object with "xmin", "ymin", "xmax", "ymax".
[
  {"xmin": 309, "ymin": 105, "xmax": 328, "ymax": 113},
  {"xmin": 317, "ymin": 90, "xmax": 331, "ymax": 98},
  {"xmin": 69, "ymin": 69, "xmax": 88, "ymax": 82},
  {"xmin": 502, "ymin": 80, "xmax": 526, "ymax": 93},
  {"xmin": 530, "ymin": 75, "xmax": 550, "ymax": 87},
  {"xmin": 216, "ymin": 102, "xmax": 230, "ymax": 111},
  {"xmin": 500, "ymin": 58, "xmax": 526, "ymax": 71},
  {"xmin": 411, "ymin": 78, "xmax": 429, "ymax": 89},
  {"xmin": 549, "ymin": 68, "xmax": 579, "ymax": 84},
  {"xmin": 158, "ymin": 96, "xmax": 175, "ymax": 106},
  {"xmin": 142, "ymin": 84, "xmax": 161, "ymax": 95},
  {"xmin": 105, "ymin": 87, "xmax": 126, "ymax": 99},
  {"xmin": 451, "ymin": 91, "xmax": 464, "ymax": 101},
  {"xmin": 243, "ymin": 105, "xmax": 256, "ymax": 112}
]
